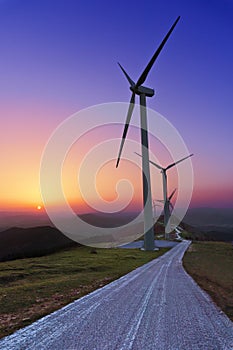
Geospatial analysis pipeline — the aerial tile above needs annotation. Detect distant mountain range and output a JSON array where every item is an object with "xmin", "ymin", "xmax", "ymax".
[
  {"xmin": 182, "ymin": 207, "xmax": 233, "ymax": 242},
  {"xmin": 0, "ymin": 207, "xmax": 232, "ymax": 262},
  {"xmin": 184, "ymin": 207, "xmax": 233, "ymax": 227},
  {"xmin": 1, "ymin": 207, "xmax": 232, "ymax": 231},
  {"xmin": 0, "ymin": 211, "xmax": 140, "ymax": 231},
  {"xmin": 0, "ymin": 211, "xmax": 52, "ymax": 231}
]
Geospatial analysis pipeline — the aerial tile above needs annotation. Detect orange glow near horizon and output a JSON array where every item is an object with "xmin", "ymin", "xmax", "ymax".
[
  {"xmin": 0, "ymin": 103, "xmax": 76, "ymax": 212},
  {"xmin": 1, "ymin": 104, "xmax": 232, "ymax": 213}
]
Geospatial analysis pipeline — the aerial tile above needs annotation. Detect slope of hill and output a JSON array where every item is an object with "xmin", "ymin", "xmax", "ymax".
[{"xmin": 0, "ymin": 226, "xmax": 78, "ymax": 262}]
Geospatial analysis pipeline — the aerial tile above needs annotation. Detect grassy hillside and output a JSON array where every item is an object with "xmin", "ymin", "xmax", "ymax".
[
  {"xmin": 0, "ymin": 245, "xmax": 169, "ymax": 338},
  {"xmin": 183, "ymin": 241, "xmax": 233, "ymax": 321}
]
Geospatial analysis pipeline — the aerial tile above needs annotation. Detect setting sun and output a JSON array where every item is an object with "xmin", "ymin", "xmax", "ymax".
[{"xmin": 37, "ymin": 205, "xmax": 42, "ymax": 210}]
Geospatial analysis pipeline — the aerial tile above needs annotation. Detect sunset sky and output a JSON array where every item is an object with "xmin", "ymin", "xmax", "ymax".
[{"xmin": 0, "ymin": 0, "xmax": 233, "ymax": 213}]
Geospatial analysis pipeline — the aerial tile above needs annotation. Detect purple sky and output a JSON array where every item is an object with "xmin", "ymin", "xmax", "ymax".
[{"xmin": 0, "ymin": 0, "xmax": 233, "ymax": 210}]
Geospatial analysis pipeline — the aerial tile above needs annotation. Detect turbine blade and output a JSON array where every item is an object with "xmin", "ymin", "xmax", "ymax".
[
  {"xmin": 166, "ymin": 153, "xmax": 193, "ymax": 171},
  {"xmin": 134, "ymin": 152, "xmax": 164, "ymax": 171},
  {"xmin": 136, "ymin": 16, "xmax": 180, "ymax": 87},
  {"xmin": 169, "ymin": 188, "xmax": 176, "ymax": 200},
  {"xmin": 116, "ymin": 93, "xmax": 135, "ymax": 168},
  {"xmin": 170, "ymin": 202, "xmax": 174, "ymax": 210},
  {"xmin": 118, "ymin": 63, "xmax": 135, "ymax": 87},
  {"xmin": 134, "ymin": 151, "xmax": 142, "ymax": 158},
  {"xmin": 148, "ymin": 159, "xmax": 164, "ymax": 171}
]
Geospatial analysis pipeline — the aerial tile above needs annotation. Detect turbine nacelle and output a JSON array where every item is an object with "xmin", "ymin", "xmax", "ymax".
[
  {"xmin": 116, "ymin": 16, "xmax": 180, "ymax": 168},
  {"xmin": 118, "ymin": 63, "xmax": 155, "ymax": 97},
  {"xmin": 130, "ymin": 85, "xmax": 155, "ymax": 97}
]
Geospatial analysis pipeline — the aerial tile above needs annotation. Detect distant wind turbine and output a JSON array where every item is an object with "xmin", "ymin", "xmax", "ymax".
[
  {"xmin": 136, "ymin": 153, "xmax": 193, "ymax": 239},
  {"xmin": 157, "ymin": 188, "xmax": 176, "ymax": 235},
  {"xmin": 116, "ymin": 16, "xmax": 180, "ymax": 250}
]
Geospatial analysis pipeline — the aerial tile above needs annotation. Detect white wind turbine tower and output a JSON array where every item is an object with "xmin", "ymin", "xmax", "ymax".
[
  {"xmin": 116, "ymin": 17, "xmax": 180, "ymax": 250},
  {"xmin": 135, "ymin": 153, "xmax": 193, "ymax": 239}
]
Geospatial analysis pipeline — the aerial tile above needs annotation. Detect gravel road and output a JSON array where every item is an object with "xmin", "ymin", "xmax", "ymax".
[{"xmin": 1, "ymin": 240, "xmax": 233, "ymax": 349}]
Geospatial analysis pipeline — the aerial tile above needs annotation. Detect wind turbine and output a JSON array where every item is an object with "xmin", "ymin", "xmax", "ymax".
[
  {"xmin": 157, "ymin": 188, "xmax": 176, "ymax": 236},
  {"xmin": 136, "ymin": 153, "xmax": 193, "ymax": 239},
  {"xmin": 116, "ymin": 16, "xmax": 180, "ymax": 251}
]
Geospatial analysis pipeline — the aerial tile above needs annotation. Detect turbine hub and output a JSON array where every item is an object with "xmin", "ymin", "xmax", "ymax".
[{"xmin": 130, "ymin": 85, "xmax": 154, "ymax": 97}]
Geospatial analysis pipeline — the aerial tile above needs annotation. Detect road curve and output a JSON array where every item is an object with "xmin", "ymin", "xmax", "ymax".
[{"xmin": 1, "ymin": 241, "xmax": 233, "ymax": 350}]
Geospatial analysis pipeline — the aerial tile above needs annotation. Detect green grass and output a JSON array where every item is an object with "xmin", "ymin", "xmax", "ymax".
[
  {"xmin": 183, "ymin": 241, "xmax": 233, "ymax": 321},
  {"xmin": 0, "ymin": 245, "xmax": 168, "ymax": 338}
]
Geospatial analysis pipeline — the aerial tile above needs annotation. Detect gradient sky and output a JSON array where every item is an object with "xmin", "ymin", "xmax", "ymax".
[{"xmin": 0, "ymin": 0, "xmax": 233, "ymax": 212}]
